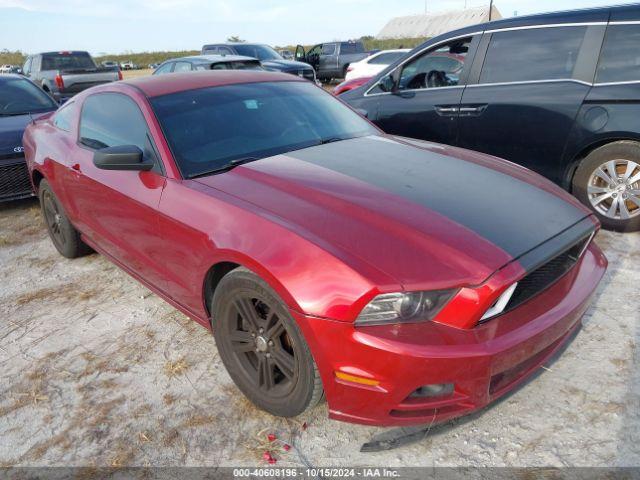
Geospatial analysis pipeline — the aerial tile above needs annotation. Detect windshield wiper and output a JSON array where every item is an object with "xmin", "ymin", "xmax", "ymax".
[
  {"xmin": 188, "ymin": 157, "xmax": 260, "ymax": 179},
  {"xmin": 319, "ymin": 137, "xmax": 345, "ymax": 145}
]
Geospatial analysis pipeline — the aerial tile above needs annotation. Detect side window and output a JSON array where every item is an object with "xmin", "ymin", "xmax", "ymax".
[
  {"xmin": 23, "ymin": 57, "xmax": 32, "ymax": 75},
  {"xmin": 340, "ymin": 43, "xmax": 357, "ymax": 54},
  {"xmin": 219, "ymin": 47, "xmax": 234, "ymax": 55},
  {"xmin": 368, "ymin": 51, "xmax": 405, "ymax": 65},
  {"xmin": 398, "ymin": 38, "xmax": 471, "ymax": 91},
  {"xmin": 173, "ymin": 62, "xmax": 192, "ymax": 72},
  {"xmin": 480, "ymin": 26, "xmax": 587, "ymax": 84},
  {"xmin": 154, "ymin": 62, "xmax": 173, "ymax": 75},
  {"xmin": 79, "ymin": 93, "xmax": 160, "ymax": 172},
  {"xmin": 596, "ymin": 24, "xmax": 640, "ymax": 84},
  {"xmin": 322, "ymin": 44, "xmax": 336, "ymax": 55},
  {"xmin": 53, "ymin": 102, "xmax": 75, "ymax": 132}
]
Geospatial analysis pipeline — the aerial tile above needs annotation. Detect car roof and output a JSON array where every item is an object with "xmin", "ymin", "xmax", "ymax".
[
  {"xmin": 167, "ymin": 54, "xmax": 258, "ymax": 64},
  {"xmin": 122, "ymin": 70, "xmax": 303, "ymax": 97},
  {"xmin": 423, "ymin": 3, "xmax": 638, "ymax": 44},
  {"xmin": 203, "ymin": 43, "xmax": 269, "ymax": 48},
  {"xmin": 0, "ymin": 73, "xmax": 29, "ymax": 83}
]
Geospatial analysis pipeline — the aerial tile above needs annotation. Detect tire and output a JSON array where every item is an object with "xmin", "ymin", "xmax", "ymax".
[
  {"xmin": 572, "ymin": 141, "xmax": 640, "ymax": 232},
  {"xmin": 211, "ymin": 267, "xmax": 323, "ymax": 417},
  {"xmin": 39, "ymin": 179, "xmax": 92, "ymax": 258}
]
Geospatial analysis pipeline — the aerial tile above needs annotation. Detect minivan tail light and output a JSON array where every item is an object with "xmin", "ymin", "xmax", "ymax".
[{"xmin": 54, "ymin": 74, "xmax": 64, "ymax": 89}]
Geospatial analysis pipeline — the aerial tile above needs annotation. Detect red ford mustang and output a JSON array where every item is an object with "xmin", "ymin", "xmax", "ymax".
[{"xmin": 23, "ymin": 71, "xmax": 607, "ymax": 427}]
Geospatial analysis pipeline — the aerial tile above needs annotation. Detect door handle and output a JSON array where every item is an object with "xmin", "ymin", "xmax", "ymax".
[
  {"xmin": 459, "ymin": 104, "xmax": 488, "ymax": 116},
  {"xmin": 435, "ymin": 105, "xmax": 460, "ymax": 116}
]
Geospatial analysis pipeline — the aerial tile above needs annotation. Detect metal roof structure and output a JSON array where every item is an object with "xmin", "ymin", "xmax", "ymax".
[{"xmin": 376, "ymin": 5, "xmax": 502, "ymax": 39}]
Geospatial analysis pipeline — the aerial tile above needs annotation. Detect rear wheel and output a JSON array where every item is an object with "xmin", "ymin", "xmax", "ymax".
[
  {"xmin": 572, "ymin": 141, "xmax": 640, "ymax": 232},
  {"xmin": 211, "ymin": 267, "xmax": 323, "ymax": 417},
  {"xmin": 39, "ymin": 179, "xmax": 91, "ymax": 258}
]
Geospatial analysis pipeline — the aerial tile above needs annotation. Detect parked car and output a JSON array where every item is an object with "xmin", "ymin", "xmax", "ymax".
[
  {"xmin": 0, "ymin": 74, "xmax": 57, "ymax": 202},
  {"xmin": 120, "ymin": 60, "xmax": 137, "ymax": 70},
  {"xmin": 295, "ymin": 41, "xmax": 370, "ymax": 82},
  {"xmin": 24, "ymin": 70, "xmax": 606, "ymax": 427},
  {"xmin": 0, "ymin": 65, "xmax": 15, "ymax": 74},
  {"xmin": 278, "ymin": 49, "xmax": 294, "ymax": 60},
  {"xmin": 342, "ymin": 4, "xmax": 640, "ymax": 232},
  {"xmin": 101, "ymin": 61, "xmax": 119, "ymax": 69},
  {"xmin": 153, "ymin": 55, "xmax": 262, "ymax": 75},
  {"xmin": 345, "ymin": 49, "xmax": 410, "ymax": 81},
  {"xmin": 333, "ymin": 76, "xmax": 372, "ymax": 95},
  {"xmin": 148, "ymin": 63, "xmax": 160, "ymax": 70},
  {"xmin": 202, "ymin": 43, "xmax": 316, "ymax": 82},
  {"xmin": 22, "ymin": 51, "xmax": 122, "ymax": 103}
]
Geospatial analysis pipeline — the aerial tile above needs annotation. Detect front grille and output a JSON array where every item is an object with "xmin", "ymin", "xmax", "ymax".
[
  {"xmin": 504, "ymin": 235, "xmax": 592, "ymax": 312},
  {"xmin": 0, "ymin": 158, "xmax": 33, "ymax": 201}
]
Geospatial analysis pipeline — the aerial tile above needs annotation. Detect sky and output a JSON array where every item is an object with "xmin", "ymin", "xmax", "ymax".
[{"xmin": 0, "ymin": 0, "xmax": 631, "ymax": 55}]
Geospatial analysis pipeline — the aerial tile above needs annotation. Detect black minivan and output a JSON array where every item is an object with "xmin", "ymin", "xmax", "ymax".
[{"xmin": 341, "ymin": 4, "xmax": 640, "ymax": 231}]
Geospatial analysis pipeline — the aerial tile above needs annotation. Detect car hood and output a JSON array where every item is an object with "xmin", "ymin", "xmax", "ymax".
[
  {"xmin": 0, "ymin": 111, "xmax": 53, "ymax": 156},
  {"xmin": 193, "ymin": 135, "xmax": 593, "ymax": 289},
  {"xmin": 261, "ymin": 59, "xmax": 312, "ymax": 71}
]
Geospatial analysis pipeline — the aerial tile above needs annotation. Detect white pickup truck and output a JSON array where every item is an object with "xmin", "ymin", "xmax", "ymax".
[{"xmin": 22, "ymin": 51, "xmax": 122, "ymax": 103}]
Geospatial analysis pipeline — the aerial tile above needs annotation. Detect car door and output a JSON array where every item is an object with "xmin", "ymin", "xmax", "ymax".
[
  {"xmin": 372, "ymin": 34, "xmax": 480, "ymax": 147},
  {"xmin": 320, "ymin": 43, "xmax": 339, "ymax": 77},
  {"xmin": 457, "ymin": 24, "xmax": 604, "ymax": 183},
  {"xmin": 67, "ymin": 91, "xmax": 168, "ymax": 289}
]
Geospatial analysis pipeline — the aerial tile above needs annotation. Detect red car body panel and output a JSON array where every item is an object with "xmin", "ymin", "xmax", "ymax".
[
  {"xmin": 333, "ymin": 76, "xmax": 372, "ymax": 95},
  {"xmin": 22, "ymin": 71, "xmax": 607, "ymax": 426}
]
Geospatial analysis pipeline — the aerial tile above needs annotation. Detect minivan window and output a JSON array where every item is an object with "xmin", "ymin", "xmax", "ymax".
[
  {"xmin": 368, "ymin": 51, "xmax": 406, "ymax": 65},
  {"xmin": 79, "ymin": 93, "xmax": 159, "ymax": 169},
  {"xmin": 596, "ymin": 24, "xmax": 640, "ymax": 84},
  {"xmin": 480, "ymin": 26, "xmax": 587, "ymax": 84},
  {"xmin": 398, "ymin": 38, "xmax": 470, "ymax": 91}
]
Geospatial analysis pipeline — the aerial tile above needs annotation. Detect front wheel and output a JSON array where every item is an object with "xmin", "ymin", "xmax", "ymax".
[
  {"xmin": 211, "ymin": 267, "xmax": 323, "ymax": 417},
  {"xmin": 39, "ymin": 179, "xmax": 92, "ymax": 258},
  {"xmin": 572, "ymin": 141, "xmax": 640, "ymax": 232}
]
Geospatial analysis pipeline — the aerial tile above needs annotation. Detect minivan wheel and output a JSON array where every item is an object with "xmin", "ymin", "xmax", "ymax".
[
  {"xmin": 39, "ymin": 179, "xmax": 92, "ymax": 258},
  {"xmin": 211, "ymin": 267, "xmax": 324, "ymax": 418},
  {"xmin": 573, "ymin": 141, "xmax": 640, "ymax": 232}
]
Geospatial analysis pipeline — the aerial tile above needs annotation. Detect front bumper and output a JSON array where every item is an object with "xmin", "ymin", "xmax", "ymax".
[
  {"xmin": 295, "ymin": 242, "xmax": 607, "ymax": 426},
  {"xmin": 0, "ymin": 156, "xmax": 34, "ymax": 202}
]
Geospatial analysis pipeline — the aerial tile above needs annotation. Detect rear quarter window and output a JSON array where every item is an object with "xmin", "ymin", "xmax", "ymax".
[
  {"xmin": 596, "ymin": 24, "xmax": 640, "ymax": 83},
  {"xmin": 480, "ymin": 26, "xmax": 587, "ymax": 84}
]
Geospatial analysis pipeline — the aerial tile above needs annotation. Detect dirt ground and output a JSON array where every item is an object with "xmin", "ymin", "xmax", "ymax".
[{"xmin": 0, "ymin": 197, "xmax": 638, "ymax": 468}]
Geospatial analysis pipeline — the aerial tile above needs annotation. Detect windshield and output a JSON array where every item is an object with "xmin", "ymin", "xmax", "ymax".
[
  {"xmin": 150, "ymin": 81, "xmax": 378, "ymax": 178},
  {"xmin": 0, "ymin": 78, "xmax": 58, "ymax": 115},
  {"xmin": 42, "ymin": 53, "xmax": 96, "ymax": 71},
  {"xmin": 232, "ymin": 45, "xmax": 282, "ymax": 61}
]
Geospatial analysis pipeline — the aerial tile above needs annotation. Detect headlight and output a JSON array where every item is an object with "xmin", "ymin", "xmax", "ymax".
[{"xmin": 355, "ymin": 290, "xmax": 456, "ymax": 326}]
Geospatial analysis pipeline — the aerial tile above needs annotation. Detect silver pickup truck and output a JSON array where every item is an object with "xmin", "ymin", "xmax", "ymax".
[{"xmin": 22, "ymin": 51, "xmax": 121, "ymax": 103}]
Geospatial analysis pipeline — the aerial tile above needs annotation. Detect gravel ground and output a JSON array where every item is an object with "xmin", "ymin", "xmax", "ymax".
[{"xmin": 0, "ymin": 197, "xmax": 638, "ymax": 468}]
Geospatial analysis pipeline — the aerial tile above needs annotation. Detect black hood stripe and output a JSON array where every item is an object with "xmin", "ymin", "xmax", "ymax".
[{"xmin": 287, "ymin": 136, "xmax": 588, "ymax": 259}]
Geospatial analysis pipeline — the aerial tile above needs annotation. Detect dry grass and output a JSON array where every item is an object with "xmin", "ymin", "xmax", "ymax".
[
  {"xmin": 121, "ymin": 69, "xmax": 153, "ymax": 80},
  {"xmin": 163, "ymin": 357, "xmax": 190, "ymax": 378},
  {"xmin": 14, "ymin": 283, "xmax": 100, "ymax": 306}
]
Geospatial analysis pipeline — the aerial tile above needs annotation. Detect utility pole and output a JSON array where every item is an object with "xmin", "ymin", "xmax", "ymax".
[{"xmin": 424, "ymin": 0, "xmax": 427, "ymax": 14}]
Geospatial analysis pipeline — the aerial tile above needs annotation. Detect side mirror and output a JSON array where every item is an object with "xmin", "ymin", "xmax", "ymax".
[
  {"xmin": 379, "ymin": 74, "xmax": 395, "ymax": 92},
  {"xmin": 355, "ymin": 108, "xmax": 369, "ymax": 118},
  {"xmin": 93, "ymin": 145, "xmax": 153, "ymax": 171}
]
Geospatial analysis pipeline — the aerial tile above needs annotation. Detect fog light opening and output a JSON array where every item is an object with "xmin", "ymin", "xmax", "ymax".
[{"xmin": 409, "ymin": 383, "xmax": 454, "ymax": 399}]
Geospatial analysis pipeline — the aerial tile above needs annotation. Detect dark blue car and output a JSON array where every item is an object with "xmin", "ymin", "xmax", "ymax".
[{"xmin": 0, "ymin": 74, "xmax": 58, "ymax": 202}]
